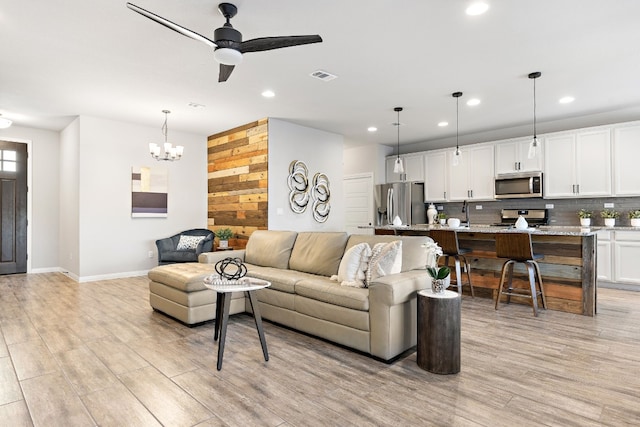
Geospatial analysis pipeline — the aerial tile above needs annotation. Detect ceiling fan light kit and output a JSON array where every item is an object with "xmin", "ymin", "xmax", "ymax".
[
  {"xmin": 127, "ymin": 2, "xmax": 322, "ymax": 82},
  {"xmin": 214, "ymin": 48, "xmax": 243, "ymax": 66}
]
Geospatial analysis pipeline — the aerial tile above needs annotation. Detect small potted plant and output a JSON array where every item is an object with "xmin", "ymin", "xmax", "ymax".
[
  {"xmin": 437, "ymin": 212, "xmax": 448, "ymax": 226},
  {"xmin": 600, "ymin": 209, "xmax": 619, "ymax": 227},
  {"xmin": 578, "ymin": 209, "xmax": 593, "ymax": 227},
  {"xmin": 427, "ymin": 265, "xmax": 451, "ymax": 294},
  {"xmin": 628, "ymin": 210, "xmax": 640, "ymax": 227},
  {"xmin": 215, "ymin": 227, "xmax": 233, "ymax": 248}
]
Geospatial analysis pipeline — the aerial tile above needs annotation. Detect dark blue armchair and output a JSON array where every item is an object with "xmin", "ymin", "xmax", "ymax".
[{"xmin": 155, "ymin": 228, "xmax": 214, "ymax": 265}]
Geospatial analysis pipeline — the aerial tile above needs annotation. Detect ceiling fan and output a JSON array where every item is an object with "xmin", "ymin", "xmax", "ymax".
[{"xmin": 126, "ymin": 2, "xmax": 323, "ymax": 82}]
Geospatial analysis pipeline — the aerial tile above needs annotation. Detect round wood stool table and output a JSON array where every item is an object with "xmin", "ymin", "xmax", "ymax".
[{"xmin": 417, "ymin": 289, "xmax": 461, "ymax": 374}]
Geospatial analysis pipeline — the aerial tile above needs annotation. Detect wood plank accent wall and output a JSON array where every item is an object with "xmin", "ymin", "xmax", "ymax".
[{"xmin": 207, "ymin": 118, "xmax": 268, "ymax": 241}]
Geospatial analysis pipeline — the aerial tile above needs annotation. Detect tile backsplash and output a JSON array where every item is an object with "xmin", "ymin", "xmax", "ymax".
[{"xmin": 432, "ymin": 197, "xmax": 640, "ymax": 227}]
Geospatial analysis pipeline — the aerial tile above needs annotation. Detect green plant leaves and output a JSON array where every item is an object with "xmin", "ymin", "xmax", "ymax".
[{"xmin": 427, "ymin": 266, "xmax": 450, "ymax": 279}]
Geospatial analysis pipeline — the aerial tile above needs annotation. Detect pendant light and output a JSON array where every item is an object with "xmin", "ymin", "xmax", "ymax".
[
  {"xmin": 527, "ymin": 71, "xmax": 542, "ymax": 159},
  {"xmin": 392, "ymin": 107, "xmax": 404, "ymax": 174},
  {"xmin": 149, "ymin": 110, "xmax": 184, "ymax": 161},
  {"xmin": 452, "ymin": 92, "xmax": 463, "ymax": 166}
]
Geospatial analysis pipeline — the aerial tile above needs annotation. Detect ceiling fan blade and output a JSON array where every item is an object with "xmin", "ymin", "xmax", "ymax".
[
  {"xmin": 239, "ymin": 35, "xmax": 322, "ymax": 53},
  {"xmin": 219, "ymin": 64, "xmax": 235, "ymax": 82},
  {"xmin": 126, "ymin": 2, "xmax": 216, "ymax": 48}
]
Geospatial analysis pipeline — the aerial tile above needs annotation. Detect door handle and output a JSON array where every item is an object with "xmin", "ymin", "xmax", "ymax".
[{"xmin": 387, "ymin": 188, "xmax": 393, "ymax": 224}]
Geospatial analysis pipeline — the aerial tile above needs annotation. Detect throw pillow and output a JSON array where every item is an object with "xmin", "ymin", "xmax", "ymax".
[
  {"xmin": 330, "ymin": 242, "xmax": 372, "ymax": 288},
  {"xmin": 176, "ymin": 235, "xmax": 206, "ymax": 251},
  {"xmin": 366, "ymin": 240, "xmax": 402, "ymax": 286}
]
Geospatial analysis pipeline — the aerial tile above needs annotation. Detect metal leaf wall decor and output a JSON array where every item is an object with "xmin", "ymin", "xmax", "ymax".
[
  {"xmin": 312, "ymin": 172, "xmax": 330, "ymax": 223},
  {"xmin": 287, "ymin": 160, "xmax": 309, "ymax": 213}
]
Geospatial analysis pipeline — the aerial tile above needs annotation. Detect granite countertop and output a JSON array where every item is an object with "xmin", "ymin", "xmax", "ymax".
[{"xmin": 362, "ymin": 224, "xmax": 640, "ymax": 236}]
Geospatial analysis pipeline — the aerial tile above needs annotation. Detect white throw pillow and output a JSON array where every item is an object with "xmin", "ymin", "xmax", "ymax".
[
  {"xmin": 176, "ymin": 235, "xmax": 206, "ymax": 251},
  {"xmin": 366, "ymin": 240, "xmax": 402, "ymax": 286},
  {"xmin": 330, "ymin": 243, "xmax": 372, "ymax": 288}
]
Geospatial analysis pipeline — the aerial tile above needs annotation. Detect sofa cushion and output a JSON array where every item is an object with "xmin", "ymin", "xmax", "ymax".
[
  {"xmin": 366, "ymin": 240, "xmax": 402, "ymax": 286},
  {"xmin": 288, "ymin": 232, "xmax": 349, "ymax": 277},
  {"xmin": 159, "ymin": 250, "xmax": 200, "ymax": 263},
  {"xmin": 244, "ymin": 230, "xmax": 298, "ymax": 269},
  {"xmin": 245, "ymin": 264, "xmax": 317, "ymax": 294},
  {"xmin": 295, "ymin": 276, "xmax": 369, "ymax": 311},
  {"xmin": 346, "ymin": 234, "xmax": 432, "ymax": 272},
  {"xmin": 148, "ymin": 262, "xmax": 216, "ymax": 292},
  {"xmin": 295, "ymin": 296, "xmax": 370, "ymax": 331},
  {"xmin": 331, "ymin": 242, "xmax": 372, "ymax": 288}
]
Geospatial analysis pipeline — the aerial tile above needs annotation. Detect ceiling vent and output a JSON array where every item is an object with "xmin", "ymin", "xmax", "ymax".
[{"xmin": 310, "ymin": 70, "xmax": 337, "ymax": 81}]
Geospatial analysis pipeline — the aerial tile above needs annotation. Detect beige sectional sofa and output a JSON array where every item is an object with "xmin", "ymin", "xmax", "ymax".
[{"xmin": 148, "ymin": 230, "xmax": 435, "ymax": 361}]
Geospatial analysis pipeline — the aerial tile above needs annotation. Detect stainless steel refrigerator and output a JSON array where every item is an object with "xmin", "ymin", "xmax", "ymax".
[{"xmin": 375, "ymin": 182, "xmax": 426, "ymax": 226}]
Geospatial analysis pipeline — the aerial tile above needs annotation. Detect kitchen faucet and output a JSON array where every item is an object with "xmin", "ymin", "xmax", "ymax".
[{"xmin": 462, "ymin": 200, "xmax": 470, "ymax": 226}]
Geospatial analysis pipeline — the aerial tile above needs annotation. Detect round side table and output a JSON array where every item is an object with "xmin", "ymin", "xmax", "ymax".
[
  {"xmin": 204, "ymin": 277, "xmax": 271, "ymax": 371},
  {"xmin": 417, "ymin": 289, "xmax": 461, "ymax": 374}
]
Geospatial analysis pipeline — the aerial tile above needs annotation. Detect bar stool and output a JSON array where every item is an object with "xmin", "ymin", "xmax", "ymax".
[
  {"xmin": 429, "ymin": 229, "xmax": 474, "ymax": 297},
  {"xmin": 494, "ymin": 232, "xmax": 547, "ymax": 316}
]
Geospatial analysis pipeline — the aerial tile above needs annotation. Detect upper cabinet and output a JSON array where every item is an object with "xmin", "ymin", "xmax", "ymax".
[
  {"xmin": 495, "ymin": 138, "xmax": 543, "ymax": 174},
  {"xmin": 613, "ymin": 125, "xmax": 640, "ymax": 196},
  {"xmin": 386, "ymin": 153, "xmax": 425, "ymax": 183},
  {"xmin": 447, "ymin": 144, "xmax": 495, "ymax": 201},
  {"xmin": 382, "ymin": 120, "xmax": 636, "ymax": 201},
  {"xmin": 544, "ymin": 129, "xmax": 611, "ymax": 198},
  {"xmin": 424, "ymin": 150, "xmax": 448, "ymax": 202}
]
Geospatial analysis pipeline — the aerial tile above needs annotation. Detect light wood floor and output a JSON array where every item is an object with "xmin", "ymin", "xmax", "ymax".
[{"xmin": 1, "ymin": 273, "xmax": 639, "ymax": 426}]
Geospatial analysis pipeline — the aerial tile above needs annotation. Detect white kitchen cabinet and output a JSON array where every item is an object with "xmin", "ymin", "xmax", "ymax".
[
  {"xmin": 544, "ymin": 129, "xmax": 611, "ymax": 198},
  {"xmin": 495, "ymin": 138, "xmax": 543, "ymax": 174},
  {"xmin": 403, "ymin": 153, "xmax": 425, "ymax": 182},
  {"xmin": 613, "ymin": 125, "xmax": 640, "ymax": 196},
  {"xmin": 613, "ymin": 231, "xmax": 640, "ymax": 286},
  {"xmin": 447, "ymin": 144, "xmax": 495, "ymax": 201},
  {"xmin": 424, "ymin": 150, "xmax": 448, "ymax": 202},
  {"xmin": 385, "ymin": 154, "xmax": 424, "ymax": 183},
  {"xmin": 597, "ymin": 230, "xmax": 612, "ymax": 282}
]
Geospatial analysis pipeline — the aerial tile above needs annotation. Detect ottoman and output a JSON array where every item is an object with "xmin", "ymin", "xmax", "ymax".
[{"xmin": 148, "ymin": 262, "xmax": 246, "ymax": 325}]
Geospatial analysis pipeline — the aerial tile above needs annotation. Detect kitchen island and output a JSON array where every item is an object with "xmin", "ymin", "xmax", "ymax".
[{"xmin": 368, "ymin": 225, "xmax": 598, "ymax": 316}]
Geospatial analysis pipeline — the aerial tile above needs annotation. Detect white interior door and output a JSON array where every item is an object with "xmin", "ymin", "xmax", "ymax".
[{"xmin": 343, "ymin": 173, "xmax": 374, "ymax": 235}]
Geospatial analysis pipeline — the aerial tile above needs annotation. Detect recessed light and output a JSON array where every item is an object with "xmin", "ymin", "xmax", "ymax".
[
  {"xmin": 367, "ymin": 127, "xmax": 378, "ymax": 132},
  {"xmin": 466, "ymin": 98, "xmax": 481, "ymax": 106},
  {"xmin": 261, "ymin": 90, "xmax": 275, "ymax": 98},
  {"xmin": 466, "ymin": 2, "xmax": 489, "ymax": 16},
  {"xmin": 438, "ymin": 121, "xmax": 449, "ymax": 127},
  {"xmin": 559, "ymin": 96, "xmax": 575, "ymax": 104}
]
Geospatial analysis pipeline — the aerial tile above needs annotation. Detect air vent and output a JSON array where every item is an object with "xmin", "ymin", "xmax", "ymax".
[{"xmin": 310, "ymin": 70, "xmax": 337, "ymax": 81}]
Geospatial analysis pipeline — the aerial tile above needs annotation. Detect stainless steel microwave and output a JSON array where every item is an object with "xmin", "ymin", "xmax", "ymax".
[{"xmin": 494, "ymin": 172, "xmax": 543, "ymax": 199}]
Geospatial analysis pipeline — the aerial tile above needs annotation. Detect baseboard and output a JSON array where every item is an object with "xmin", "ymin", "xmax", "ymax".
[
  {"xmin": 30, "ymin": 266, "xmax": 65, "ymax": 274},
  {"xmin": 598, "ymin": 281, "xmax": 640, "ymax": 292},
  {"xmin": 27, "ymin": 267, "xmax": 148, "ymax": 283},
  {"xmin": 78, "ymin": 270, "xmax": 149, "ymax": 283}
]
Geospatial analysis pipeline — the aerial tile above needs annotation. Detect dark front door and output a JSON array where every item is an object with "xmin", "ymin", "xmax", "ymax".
[{"xmin": 0, "ymin": 140, "xmax": 27, "ymax": 274}]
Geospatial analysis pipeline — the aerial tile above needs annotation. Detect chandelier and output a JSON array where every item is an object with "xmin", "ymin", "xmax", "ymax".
[{"xmin": 149, "ymin": 110, "xmax": 184, "ymax": 161}]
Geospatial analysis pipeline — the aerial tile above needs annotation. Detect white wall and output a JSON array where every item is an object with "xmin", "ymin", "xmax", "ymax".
[
  {"xmin": 268, "ymin": 119, "xmax": 344, "ymax": 232},
  {"xmin": 343, "ymin": 142, "xmax": 392, "ymax": 184},
  {"xmin": 0, "ymin": 124, "xmax": 61, "ymax": 271},
  {"xmin": 73, "ymin": 116, "xmax": 208, "ymax": 281}
]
